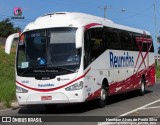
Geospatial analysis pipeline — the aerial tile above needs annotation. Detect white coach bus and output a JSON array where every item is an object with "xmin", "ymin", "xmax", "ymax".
[{"xmin": 5, "ymin": 12, "xmax": 155, "ymax": 108}]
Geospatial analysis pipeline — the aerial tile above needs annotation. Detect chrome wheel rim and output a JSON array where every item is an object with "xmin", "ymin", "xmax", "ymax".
[
  {"xmin": 100, "ymin": 89, "xmax": 106, "ymax": 101},
  {"xmin": 141, "ymin": 82, "xmax": 144, "ymax": 92}
]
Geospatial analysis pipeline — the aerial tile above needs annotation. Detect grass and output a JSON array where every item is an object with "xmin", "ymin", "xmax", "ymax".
[
  {"xmin": 156, "ymin": 65, "xmax": 160, "ymax": 79},
  {"xmin": 0, "ymin": 43, "xmax": 16, "ymax": 107}
]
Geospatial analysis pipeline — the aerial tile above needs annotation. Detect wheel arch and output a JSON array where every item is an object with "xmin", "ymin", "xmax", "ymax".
[
  {"xmin": 101, "ymin": 77, "xmax": 109, "ymax": 93},
  {"xmin": 102, "ymin": 78, "xmax": 109, "ymax": 87}
]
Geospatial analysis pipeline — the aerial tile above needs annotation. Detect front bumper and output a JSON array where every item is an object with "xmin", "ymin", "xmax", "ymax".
[{"xmin": 16, "ymin": 91, "xmax": 86, "ymax": 105}]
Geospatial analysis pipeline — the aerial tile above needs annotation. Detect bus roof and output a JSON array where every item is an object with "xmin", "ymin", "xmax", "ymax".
[{"xmin": 23, "ymin": 12, "xmax": 151, "ymax": 35}]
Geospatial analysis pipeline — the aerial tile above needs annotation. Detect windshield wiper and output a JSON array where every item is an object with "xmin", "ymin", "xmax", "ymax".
[
  {"xmin": 20, "ymin": 65, "xmax": 47, "ymax": 76},
  {"xmin": 51, "ymin": 66, "xmax": 75, "ymax": 73},
  {"xmin": 20, "ymin": 65, "xmax": 75, "ymax": 76},
  {"xmin": 20, "ymin": 67, "xmax": 35, "ymax": 76},
  {"xmin": 19, "ymin": 60, "xmax": 39, "ymax": 76}
]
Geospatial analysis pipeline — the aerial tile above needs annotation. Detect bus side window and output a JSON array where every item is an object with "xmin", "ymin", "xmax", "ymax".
[
  {"xmin": 104, "ymin": 28, "xmax": 120, "ymax": 50},
  {"xmin": 120, "ymin": 31, "xmax": 133, "ymax": 51},
  {"xmin": 132, "ymin": 33, "xmax": 154, "ymax": 52},
  {"xmin": 90, "ymin": 28, "xmax": 105, "ymax": 59},
  {"xmin": 84, "ymin": 31, "xmax": 92, "ymax": 69},
  {"xmin": 142, "ymin": 43, "xmax": 148, "ymax": 52},
  {"xmin": 84, "ymin": 28, "xmax": 105, "ymax": 69},
  {"xmin": 142, "ymin": 35, "xmax": 154, "ymax": 52},
  {"xmin": 17, "ymin": 44, "xmax": 26, "ymax": 68},
  {"xmin": 148, "ymin": 35, "xmax": 154, "ymax": 52},
  {"xmin": 132, "ymin": 33, "xmax": 140, "ymax": 51}
]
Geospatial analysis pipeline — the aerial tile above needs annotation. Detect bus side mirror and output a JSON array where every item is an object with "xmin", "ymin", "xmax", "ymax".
[
  {"xmin": 5, "ymin": 33, "xmax": 19, "ymax": 54},
  {"xmin": 76, "ymin": 27, "xmax": 84, "ymax": 48}
]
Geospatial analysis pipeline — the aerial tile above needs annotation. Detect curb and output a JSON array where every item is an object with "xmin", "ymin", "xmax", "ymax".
[
  {"xmin": 0, "ymin": 101, "xmax": 19, "ymax": 111},
  {"xmin": 11, "ymin": 101, "xmax": 19, "ymax": 109},
  {"xmin": 156, "ymin": 79, "xmax": 160, "ymax": 83}
]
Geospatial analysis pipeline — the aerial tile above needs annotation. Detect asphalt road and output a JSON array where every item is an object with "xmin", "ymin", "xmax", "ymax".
[{"xmin": 0, "ymin": 83, "xmax": 160, "ymax": 125}]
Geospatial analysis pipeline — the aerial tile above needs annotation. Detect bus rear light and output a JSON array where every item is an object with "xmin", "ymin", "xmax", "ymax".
[
  {"xmin": 65, "ymin": 81, "xmax": 83, "ymax": 91},
  {"xmin": 16, "ymin": 85, "xmax": 28, "ymax": 93}
]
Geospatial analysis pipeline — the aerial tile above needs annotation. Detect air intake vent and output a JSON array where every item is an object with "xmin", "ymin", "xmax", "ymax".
[
  {"xmin": 42, "ymin": 13, "xmax": 54, "ymax": 17},
  {"xmin": 42, "ymin": 12, "xmax": 67, "ymax": 17},
  {"xmin": 54, "ymin": 12, "xmax": 66, "ymax": 15}
]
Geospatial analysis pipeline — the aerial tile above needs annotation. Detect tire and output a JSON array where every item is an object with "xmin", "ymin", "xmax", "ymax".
[
  {"xmin": 98, "ymin": 85, "xmax": 108, "ymax": 108},
  {"xmin": 139, "ymin": 78, "xmax": 145, "ymax": 96}
]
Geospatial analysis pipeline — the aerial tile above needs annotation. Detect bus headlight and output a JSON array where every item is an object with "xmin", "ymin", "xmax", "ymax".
[
  {"xmin": 16, "ymin": 85, "xmax": 28, "ymax": 93},
  {"xmin": 65, "ymin": 81, "xmax": 83, "ymax": 91}
]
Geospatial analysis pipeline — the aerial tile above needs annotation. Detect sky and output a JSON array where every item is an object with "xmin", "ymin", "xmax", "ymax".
[{"xmin": 0, "ymin": 0, "xmax": 160, "ymax": 51}]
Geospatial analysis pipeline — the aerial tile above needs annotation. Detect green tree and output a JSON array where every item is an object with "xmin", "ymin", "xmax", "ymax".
[{"xmin": 0, "ymin": 18, "xmax": 21, "ymax": 37}]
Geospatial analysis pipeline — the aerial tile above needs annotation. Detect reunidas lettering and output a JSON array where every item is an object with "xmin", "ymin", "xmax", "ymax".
[
  {"xmin": 110, "ymin": 52, "xmax": 134, "ymax": 68},
  {"xmin": 38, "ymin": 83, "xmax": 54, "ymax": 87}
]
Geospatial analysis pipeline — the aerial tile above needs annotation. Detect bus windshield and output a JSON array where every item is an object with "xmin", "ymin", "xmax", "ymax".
[{"xmin": 16, "ymin": 28, "xmax": 81, "ymax": 77}]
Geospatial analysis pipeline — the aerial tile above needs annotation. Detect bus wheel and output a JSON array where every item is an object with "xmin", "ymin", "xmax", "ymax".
[
  {"xmin": 98, "ymin": 85, "xmax": 108, "ymax": 108},
  {"xmin": 139, "ymin": 78, "xmax": 145, "ymax": 96}
]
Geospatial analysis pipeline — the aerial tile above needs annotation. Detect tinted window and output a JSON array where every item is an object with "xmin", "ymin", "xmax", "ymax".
[
  {"xmin": 16, "ymin": 28, "xmax": 80, "ymax": 76},
  {"xmin": 120, "ymin": 31, "xmax": 133, "ymax": 51},
  {"xmin": 84, "ymin": 28, "xmax": 105, "ymax": 69},
  {"xmin": 84, "ymin": 31, "xmax": 91, "ymax": 69},
  {"xmin": 104, "ymin": 28, "xmax": 120, "ymax": 50},
  {"xmin": 48, "ymin": 28, "xmax": 78, "ymax": 67},
  {"xmin": 148, "ymin": 35, "xmax": 154, "ymax": 52},
  {"xmin": 90, "ymin": 28, "xmax": 105, "ymax": 59},
  {"xmin": 132, "ymin": 33, "xmax": 141, "ymax": 51},
  {"xmin": 132, "ymin": 33, "xmax": 154, "ymax": 52},
  {"xmin": 25, "ymin": 30, "xmax": 47, "ymax": 63}
]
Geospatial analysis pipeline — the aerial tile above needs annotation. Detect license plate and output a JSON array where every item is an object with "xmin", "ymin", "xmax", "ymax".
[{"xmin": 41, "ymin": 96, "xmax": 52, "ymax": 101}]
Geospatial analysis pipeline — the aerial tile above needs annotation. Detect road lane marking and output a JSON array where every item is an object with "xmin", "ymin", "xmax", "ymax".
[
  {"xmin": 98, "ymin": 99, "xmax": 160, "ymax": 125},
  {"xmin": 142, "ymin": 106, "xmax": 160, "ymax": 110},
  {"xmin": 119, "ymin": 99, "xmax": 160, "ymax": 116}
]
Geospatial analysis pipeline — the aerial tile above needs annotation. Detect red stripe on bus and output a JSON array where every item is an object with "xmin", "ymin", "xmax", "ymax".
[
  {"xmin": 86, "ymin": 64, "xmax": 155, "ymax": 101},
  {"xmin": 109, "ymin": 64, "xmax": 155, "ymax": 95},
  {"xmin": 84, "ymin": 23, "xmax": 102, "ymax": 30},
  {"xmin": 16, "ymin": 68, "xmax": 91, "ymax": 92}
]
